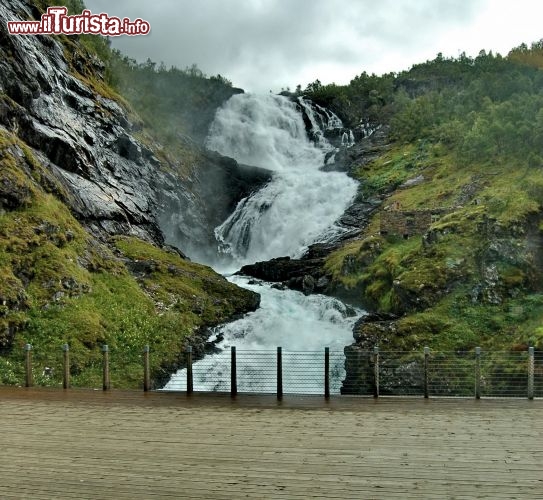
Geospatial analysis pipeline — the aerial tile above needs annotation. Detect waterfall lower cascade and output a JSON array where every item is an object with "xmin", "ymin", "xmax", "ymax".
[
  {"xmin": 164, "ymin": 276, "xmax": 361, "ymax": 394},
  {"xmin": 165, "ymin": 94, "xmax": 361, "ymax": 394}
]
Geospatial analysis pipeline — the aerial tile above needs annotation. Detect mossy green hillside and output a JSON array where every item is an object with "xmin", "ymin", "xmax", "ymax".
[
  {"xmin": 326, "ymin": 141, "xmax": 543, "ymax": 351},
  {"xmin": 112, "ymin": 235, "xmax": 258, "ymax": 326},
  {"xmin": 0, "ymin": 130, "xmax": 257, "ymax": 388}
]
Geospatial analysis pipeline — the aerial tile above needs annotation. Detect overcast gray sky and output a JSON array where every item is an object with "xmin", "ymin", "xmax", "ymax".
[{"xmin": 83, "ymin": 0, "xmax": 543, "ymax": 93}]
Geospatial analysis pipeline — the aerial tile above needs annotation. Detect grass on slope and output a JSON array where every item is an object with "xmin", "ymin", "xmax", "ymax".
[
  {"xmin": 0, "ymin": 129, "xmax": 255, "ymax": 388},
  {"xmin": 325, "ymin": 141, "xmax": 543, "ymax": 350}
]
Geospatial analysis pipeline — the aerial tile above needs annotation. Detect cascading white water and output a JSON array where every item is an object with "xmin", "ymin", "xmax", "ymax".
[
  {"xmin": 298, "ymin": 97, "xmax": 343, "ymax": 137},
  {"xmin": 342, "ymin": 130, "xmax": 355, "ymax": 147},
  {"xmin": 165, "ymin": 94, "xmax": 363, "ymax": 394},
  {"xmin": 207, "ymin": 93, "xmax": 357, "ymax": 266},
  {"xmin": 164, "ymin": 276, "xmax": 361, "ymax": 393}
]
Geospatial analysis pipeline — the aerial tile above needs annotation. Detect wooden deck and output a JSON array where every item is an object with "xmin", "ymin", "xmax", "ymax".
[{"xmin": 1, "ymin": 387, "xmax": 542, "ymax": 499}]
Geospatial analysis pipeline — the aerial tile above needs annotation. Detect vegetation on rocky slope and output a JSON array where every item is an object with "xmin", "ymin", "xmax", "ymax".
[
  {"xmin": 323, "ymin": 46, "xmax": 543, "ymax": 351},
  {"xmin": 0, "ymin": 0, "xmax": 260, "ymax": 388},
  {"xmin": 0, "ymin": 128, "xmax": 258, "ymax": 387}
]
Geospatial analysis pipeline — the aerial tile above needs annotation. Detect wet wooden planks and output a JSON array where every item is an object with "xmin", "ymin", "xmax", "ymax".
[{"xmin": 1, "ymin": 387, "xmax": 542, "ymax": 499}]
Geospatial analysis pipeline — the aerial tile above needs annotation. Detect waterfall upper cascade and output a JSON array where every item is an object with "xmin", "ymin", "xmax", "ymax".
[
  {"xmin": 206, "ymin": 93, "xmax": 358, "ymax": 268},
  {"xmin": 297, "ymin": 96, "xmax": 343, "ymax": 149}
]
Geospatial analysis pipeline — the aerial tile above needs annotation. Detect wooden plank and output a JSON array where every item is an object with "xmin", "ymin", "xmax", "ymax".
[{"xmin": 1, "ymin": 387, "xmax": 542, "ymax": 499}]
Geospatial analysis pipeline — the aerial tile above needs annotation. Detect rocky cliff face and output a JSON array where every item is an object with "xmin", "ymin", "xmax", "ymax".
[
  {"xmin": 0, "ymin": 0, "xmax": 263, "ymax": 384},
  {"xmin": 158, "ymin": 141, "xmax": 271, "ymax": 263},
  {"xmin": 0, "ymin": 0, "xmax": 269, "ymax": 256},
  {"xmin": 1, "ymin": 0, "xmax": 165, "ymax": 243}
]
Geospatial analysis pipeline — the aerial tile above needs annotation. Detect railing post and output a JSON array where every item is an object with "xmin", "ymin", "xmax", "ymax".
[
  {"xmin": 277, "ymin": 347, "xmax": 283, "ymax": 400},
  {"xmin": 475, "ymin": 347, "xmax": 481, "ymax": 400},
  {"xmin": 324, "ymin": 347, "xmax": 330, "ymax": 399},
  {"xmin": 231, "ymin": 346, "xmax": 237, "ymax": 397},
  {"xmin": 143, "ymin": 345, "xmax": 150, "ymax": 392},
  {"xmin": 424, "ymin": 346, "xmax": 429, "ymax": 399},
  {"xmin": 373, "ymin": 346, "xmax": 379, "ymax": 398},
  {"xmin": 24, "ymin": 344, "xmax": 33, "ymax": 388},
  {"xmin": 528, "ymin": 347, "xmax": 534, "ymax": 400},
  {"xmin": 102, "ymin": 345, "xmax": 110, "ymax": 391},
  {"xmin": 62, "ymin": 344, "xmax": 70, "ymax": 390},
  {"xmin": 186, "ymin": 346, "xmax": 193, "ymax": 395}
]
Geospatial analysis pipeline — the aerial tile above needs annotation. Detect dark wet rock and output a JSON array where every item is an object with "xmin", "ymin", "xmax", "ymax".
[
  {"xmin": 0, "ymin": 1, "xmax": 163, "ymax": 243},
  {"xmin": 162, "ymin": 245, "xmax": 189, "ymax": 261},
  {"xmin": 302, "ymin": 275, "xmax": 316, "ymax": 295},
  {"xmin": 238, "ymin": 256, "xmax": 325, "ymax": 283},
  {"xmin": 0, "ymin": 1, "xmax": 265, "ymax": 256},
  {"xmin": 344, "ymin": 322, "xmax": 427, "ymax": 395},
  {"xmin": 352, "ymin": 313, "xmax": 399, "ymax": 349},
  {"xmin": 341, "ymin": 345, "xmax": 375, "ymax": 395},
  {"xmin": 156, "ymin": 138, "xmax": 272, "ymax": 262},
  {"xmin": 338, "ymin": 200, "xmax": 381, "ymax": 229},
  {"xmin": 316, "ymin": 276, "xmax": 330, "ymax": 290},
  {"xmin": 325, "ymin": 126, "xmax": 391, "ymax": 176},
  {"xmin": 342, "ymin": 338, "xmax": 425, "ymax": 396},
  {"xmin": 125, "ymin": 259, "xmax": 159, "ymax": 278}
]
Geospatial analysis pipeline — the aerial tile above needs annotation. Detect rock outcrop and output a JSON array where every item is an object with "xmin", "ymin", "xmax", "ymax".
[
  {"xmin": 0, "ymin": 1, "xmax": 163, "ymax": 241},
  {"xmin": 157, "ymin": 141, "xmax": 271, "ymax": 263},
  {"xmin": 0, "ymin": 0, "xmax": 263, "ymax": 381},
  {"xmin": 0, "ymin": 0, "xmax": 268, "ymax": 257},
  {"xmin": 238, "ymin": 256, "xmax": 328, "ymax": 295}
]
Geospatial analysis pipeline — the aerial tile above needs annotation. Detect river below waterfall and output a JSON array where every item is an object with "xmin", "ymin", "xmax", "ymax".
[
  {"xmin": 163, "ymin": 276, "xmax": 361, "ymax": 393},
  {"xmin": 165, "ymin": 93, "xmax": 362, "ymax": 393}
]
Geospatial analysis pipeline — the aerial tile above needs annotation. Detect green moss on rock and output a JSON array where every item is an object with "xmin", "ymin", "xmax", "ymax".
[
  {"xmin": 0, "ymin": 132, "xmax": 259, "ymax": 388},
  {"xmin": 327, "ymin": 140, "xmax": 543, "ymax": 351}
]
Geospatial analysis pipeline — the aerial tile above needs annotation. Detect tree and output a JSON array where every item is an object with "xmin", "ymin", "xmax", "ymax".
[{"xmin": 305, "ymin": 80, "xmax": 322, "ymax": 93}]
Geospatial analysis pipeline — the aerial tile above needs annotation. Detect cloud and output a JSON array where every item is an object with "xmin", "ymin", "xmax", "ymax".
[{"xmin": 82, "ymin": 0, "xmax": 537, "ymax": 92}]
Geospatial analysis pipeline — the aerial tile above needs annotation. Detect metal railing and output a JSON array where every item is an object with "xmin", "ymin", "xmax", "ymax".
[{"xmin": 1, "ymin": 344, "xmax": 541, "ymax": 399}]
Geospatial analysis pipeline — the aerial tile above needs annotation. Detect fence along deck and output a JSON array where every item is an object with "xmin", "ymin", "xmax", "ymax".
[{"xmin": 10, "ymin": 344, "xmax": 542, "ymax": 399}]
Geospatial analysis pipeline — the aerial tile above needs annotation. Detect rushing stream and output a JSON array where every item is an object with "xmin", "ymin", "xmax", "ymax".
[{"xmin": 164, "ymin": 94, "xmax": 361, "ymax": 393}]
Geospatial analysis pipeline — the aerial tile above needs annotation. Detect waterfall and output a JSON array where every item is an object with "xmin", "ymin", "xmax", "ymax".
[
  {"xmin": 297, "ymin": 96, "xmax": 342, "ymax": 148},
  {"xmin": 341, "ymin": 130, "xmax": 355, "ymax": 147},
  {"xmin": 206, "ymin": 93, "xmax": 358, "ymax": 267},
  {"xmin": 165, "ymin": 94, "xmax": 363, "ymax": 394},
  {"xmin": 163, "ymin": 276, "xmax": 361, "ymax": 394}
]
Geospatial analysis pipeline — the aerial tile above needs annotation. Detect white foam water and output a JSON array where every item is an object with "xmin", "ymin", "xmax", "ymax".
[
  {"xmin": 206, "ymin": 93, "xmax": 357, "ymax": 267},
  {"xmin": 163, "ymin": 276, "xmax": 361, "ymax": 394},
  {"xmin": 165, "ymin": 94, "xmax": 362, "ymax": 394}
]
